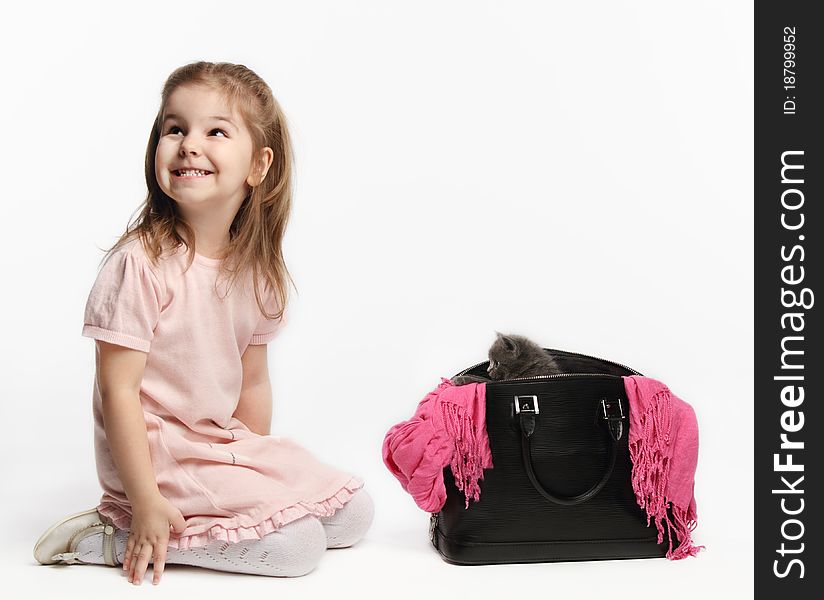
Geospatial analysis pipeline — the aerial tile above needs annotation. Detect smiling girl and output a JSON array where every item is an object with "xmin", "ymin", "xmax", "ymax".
[{"xmin": 33, "ymin": 61, "xmax": 373, "ymax": 585}]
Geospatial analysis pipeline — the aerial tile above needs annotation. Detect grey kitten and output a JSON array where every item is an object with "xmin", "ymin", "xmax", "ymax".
[{"xmin": 452, "ymin": 332, "xmax": 561, "ymax": 385}]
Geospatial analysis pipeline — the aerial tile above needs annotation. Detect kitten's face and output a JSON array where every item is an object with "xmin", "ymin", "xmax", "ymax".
[
  {"xmin": 487, "ymin": 334, "xmax": 519, "ymax": 380},
  {"xmin": 487, "ymin": 333, "xmax": 550, "ymax": 380}
]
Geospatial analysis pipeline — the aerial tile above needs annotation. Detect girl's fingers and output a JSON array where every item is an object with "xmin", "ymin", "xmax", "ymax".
[
  {"xmin": 123, "ymin": 535, "xmax": 135, "ymax": 571},
  {"xmin": 152, "ymin": 545, "xmax": 167, "ymax": 585},
  {"xmin": 128, "ymin": 542, "xmax": 142, "ymax": 583},
  {"xmin": 132, "ymin": 544, "xmax": 153, "ymax": 585}
]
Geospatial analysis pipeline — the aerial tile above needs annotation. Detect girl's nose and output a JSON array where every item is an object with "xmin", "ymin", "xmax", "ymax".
[{"xmin": 179, "ymin": 137, "xmax": 201, "ymax": 156}]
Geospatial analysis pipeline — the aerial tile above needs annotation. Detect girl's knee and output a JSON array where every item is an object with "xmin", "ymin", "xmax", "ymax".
[
  {"xmin": 321, "ymin": 488, "xmax": 375, "ymax": 548},
  {"xmin": 263, "ymin": 516, "xmax": 326, "ymax": 577}
]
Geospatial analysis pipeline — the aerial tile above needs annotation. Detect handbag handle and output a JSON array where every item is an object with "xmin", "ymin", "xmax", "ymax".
[{"xmin": 515, "ymin": 395, "xmax": 625, "ymax": 507}]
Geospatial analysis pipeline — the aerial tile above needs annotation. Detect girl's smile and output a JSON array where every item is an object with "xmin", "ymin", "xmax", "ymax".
[{"xmin": 172, "ymin": 169, "xmax": 213, "ymax": 180}]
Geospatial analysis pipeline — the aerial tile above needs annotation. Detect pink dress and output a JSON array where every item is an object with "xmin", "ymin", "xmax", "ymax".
[{"xmin": 81, "ymin": 237, "xmax": 362, "ymax": 550}]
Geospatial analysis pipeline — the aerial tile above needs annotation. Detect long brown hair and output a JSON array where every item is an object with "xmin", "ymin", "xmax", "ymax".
[{"xmin": 101, "ymin": 61, "xmax": 294, "ymax": 321}]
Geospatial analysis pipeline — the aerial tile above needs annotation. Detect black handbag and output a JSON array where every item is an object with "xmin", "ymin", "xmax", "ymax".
[{"xmin": 430, "ymin": 348, "xmax": 671, "ymax": 564}]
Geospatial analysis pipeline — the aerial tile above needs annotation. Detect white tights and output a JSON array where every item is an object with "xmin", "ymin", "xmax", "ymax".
[{"xmin": 75, "ymin": 489, "xmax": 374, "ymax": 577}]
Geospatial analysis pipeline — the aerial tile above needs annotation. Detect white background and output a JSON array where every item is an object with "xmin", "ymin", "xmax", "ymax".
[{"xmin": 0, "ymin": 1, "xmax": 753, "ymax": 598}]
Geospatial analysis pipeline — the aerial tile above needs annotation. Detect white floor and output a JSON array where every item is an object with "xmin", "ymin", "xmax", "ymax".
[{"xmin": 5, "ymin": 476, "xmax": 751, "ymax": 600}]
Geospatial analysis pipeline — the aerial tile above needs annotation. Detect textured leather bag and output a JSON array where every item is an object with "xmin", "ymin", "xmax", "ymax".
[{"xmin": 430, "ymin": 348, "xmax": 670, "ymax": 564}]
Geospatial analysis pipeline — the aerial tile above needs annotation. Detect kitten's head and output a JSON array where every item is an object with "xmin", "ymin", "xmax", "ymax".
[{"xmin": 487, "ymin": 332, "xmax": 547, "ymax": 380}]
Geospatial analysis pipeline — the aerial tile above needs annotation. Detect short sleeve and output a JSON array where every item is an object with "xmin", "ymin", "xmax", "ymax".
[
  {"xmin": 249, "ymin": 286, "xmax": 288, "ymax": 345},
  {"xmin": 81, "ymin": 249, "xmax": 164, "ymax": 353}
]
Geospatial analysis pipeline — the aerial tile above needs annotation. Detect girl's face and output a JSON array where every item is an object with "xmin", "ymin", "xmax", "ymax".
[{"xmin": 155, "ymin": 84, "xmax": 269, "ymax": 212}]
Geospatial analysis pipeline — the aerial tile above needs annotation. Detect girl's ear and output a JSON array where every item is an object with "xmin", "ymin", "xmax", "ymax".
[{"xmin": 247, "ymin": 147, "xmax": 274, "ymax": 187}]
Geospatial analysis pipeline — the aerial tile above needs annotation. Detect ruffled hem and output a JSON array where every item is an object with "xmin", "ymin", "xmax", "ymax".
[{"xmin": 98, "ymin": 476, "xmax": 364, "ymax": 550}]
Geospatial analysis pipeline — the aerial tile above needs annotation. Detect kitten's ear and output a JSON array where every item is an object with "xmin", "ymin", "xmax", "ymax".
[{"xmin": 498, "ymin": 333, "xmax": 518, "ymax": 355}]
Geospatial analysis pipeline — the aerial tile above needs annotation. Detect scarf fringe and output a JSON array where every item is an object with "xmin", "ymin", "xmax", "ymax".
[
  {"xmin": 629, "ymin": 388, "xmax": 704, "ymax": 560},
  {"xmin": 439, "ymin": 391, "xmax": 492, "ymax": 509}
]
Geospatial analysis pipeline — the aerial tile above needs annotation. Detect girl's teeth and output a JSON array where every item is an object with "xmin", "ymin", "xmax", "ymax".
[{"xmin": 178, "ymin": 170, "xmax": 209, "ymax": 176}]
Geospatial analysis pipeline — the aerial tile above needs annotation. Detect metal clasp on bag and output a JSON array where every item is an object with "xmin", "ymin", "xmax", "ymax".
[
  {"xmin": 514, "ymin": 395, "xmax": 539, "ymax": 414},
  {"xmin": 601, "ymin": 398, "xmax": 625, "ymax": 442},
  {"xmin": 429, "ymin": 513, "xmax": 439, "ymax": 545},
  {"xmin": 514, "ymin": 395, "xmax": 539, "ymax": 438}
]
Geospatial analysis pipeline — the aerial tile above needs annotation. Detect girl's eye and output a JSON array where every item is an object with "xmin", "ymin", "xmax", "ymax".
[{"xmin": 164, "ymin": 126, "xmax": 227, "ymax": 137}]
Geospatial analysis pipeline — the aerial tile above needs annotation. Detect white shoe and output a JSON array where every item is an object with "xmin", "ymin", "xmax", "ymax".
[{"xmin": 33, "ymin": 508, "xmax": 119, "ymax": 566}]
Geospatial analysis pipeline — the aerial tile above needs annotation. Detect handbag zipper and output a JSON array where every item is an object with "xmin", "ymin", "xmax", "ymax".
[
  {"xmin": 497, "ymin": 372, "xmax": 628, "ymax": 383},
  {"xmin": 453, "ymin": 348, "xmax": 642, "ymax": 381}
]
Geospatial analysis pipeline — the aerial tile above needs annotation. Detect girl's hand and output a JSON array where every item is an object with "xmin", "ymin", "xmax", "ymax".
[{"xmin": 122, "ymin": 493, "xmax": 187, "ymax": 585}]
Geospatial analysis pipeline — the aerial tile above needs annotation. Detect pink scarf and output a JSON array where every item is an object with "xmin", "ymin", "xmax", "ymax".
[
  {"xmin": 383, "ymin": 375, "xmax": 702, "ymax": 560},
  {"xmin": 382, "ymin": 378, "xmax": 492, "ymax": 511},
  {"xmin": 623, "ymin": 375, "xmax": 703, "ymax": 559}
]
